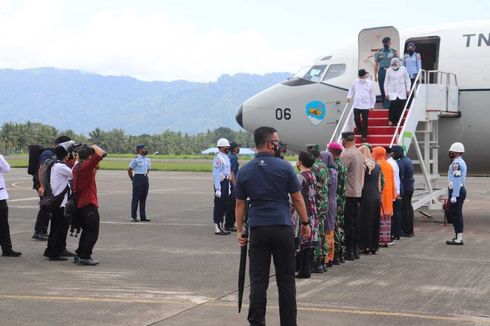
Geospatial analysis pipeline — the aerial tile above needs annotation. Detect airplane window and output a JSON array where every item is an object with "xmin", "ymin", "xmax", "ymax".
[
  {"xmin": 322, "ymin": 64, "xmax": 346, "ymax": 81},
  {"xmin": 301, "ymin": 65, "xmax": 327, "ymax": 82}
]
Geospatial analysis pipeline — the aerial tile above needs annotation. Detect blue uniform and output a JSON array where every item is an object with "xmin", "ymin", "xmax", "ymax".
[
  {"xmin": 225, "ymin": 152, "xmax": 240, "ymax": 229},
  {"xmin": 448, "ymin": 157, "xmax": 467, "ymax": 234},
  {"xmin": 397, "ymin": 154, "xmax": 415, "ymax": 236},
  {"xmin": 129, "ymin": 155, "xmax": 151, "ymax": 220},
  {"xmin": 212, "ymin": 152, "xmax": 231, "ymax": 225},
  {"xmin": 402, "ymin": 52, "xmax": 422, "ymax": 79}
]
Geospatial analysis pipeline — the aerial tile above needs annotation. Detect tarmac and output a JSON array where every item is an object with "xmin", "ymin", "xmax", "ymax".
[{"xmin": 0, "ymin": 168, "xmax": 489, "ymax": 326}]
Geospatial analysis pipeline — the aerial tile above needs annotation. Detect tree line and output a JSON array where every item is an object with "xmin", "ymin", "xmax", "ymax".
[{"xmin": 0, "ymin": 121, "xmax": 255, "ymax": 155}]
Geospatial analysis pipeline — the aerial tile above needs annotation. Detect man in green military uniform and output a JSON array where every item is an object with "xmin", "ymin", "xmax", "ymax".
[
  {"xmin": 374, "ymin": 36, "xmax": 398, "ymax": 109},
  {"xmin": 328, "ymin": 142, "xmax": 346, "ymax": 265},
  {"xmin": 306, "ymin": 144, "xmax": 329, "ymax": 273}
]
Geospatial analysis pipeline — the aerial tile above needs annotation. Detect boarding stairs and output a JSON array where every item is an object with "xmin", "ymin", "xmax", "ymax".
[{"xmin": 331, "ymin": 70, "xmax": 461, "ymax": 210}]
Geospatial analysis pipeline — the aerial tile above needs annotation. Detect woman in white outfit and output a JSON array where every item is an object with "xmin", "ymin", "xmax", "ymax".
[{"xmin": 384, "ymin": 58, "xmax": 411, "ymax": 126}]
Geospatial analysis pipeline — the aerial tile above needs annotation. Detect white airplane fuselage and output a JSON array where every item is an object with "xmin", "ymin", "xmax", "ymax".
[{"xmin": 236, "ymin": 21, "xmax": 490, "ymax": 174}]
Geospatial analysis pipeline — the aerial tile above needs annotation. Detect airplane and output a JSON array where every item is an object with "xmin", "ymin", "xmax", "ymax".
[{"xmin": 236, "ymin": 20, "xmax": 490, "ymax": 174}]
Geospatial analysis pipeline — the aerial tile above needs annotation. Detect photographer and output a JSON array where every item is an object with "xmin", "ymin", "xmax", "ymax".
[
  {"xmin": 72, "ymin": 144, "xmax": 106, "ymax": 266},
  {"xmin": 45, "ymin": 141, "xmax": 75, "ymax": 261}
]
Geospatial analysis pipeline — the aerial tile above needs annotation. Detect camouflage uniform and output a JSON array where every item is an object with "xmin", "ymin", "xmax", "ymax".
[
  {"xmin": 333, "ymin": 157, "xmax": 346, "ymax": 261},
  {"xmin": 311, "ymin": 158, "xmax": 329, "ymax": 265}
]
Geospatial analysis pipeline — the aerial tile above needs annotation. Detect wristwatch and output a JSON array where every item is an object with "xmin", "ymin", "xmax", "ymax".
[{"xmin": 301, "ymin": 220, "xmax": 309, "ymax": 226}]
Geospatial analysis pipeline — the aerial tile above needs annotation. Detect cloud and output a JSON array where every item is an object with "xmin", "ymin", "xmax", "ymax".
[{"xmin": 0, "ymin": 0, "xmax": 312, "ymax": 81}]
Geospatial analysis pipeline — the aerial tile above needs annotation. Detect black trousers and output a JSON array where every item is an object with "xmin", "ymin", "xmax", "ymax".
[
  {"xmin": 448, "ymin": 188, "xmax": 466, "ymax": 234},
  {"xmin": 248, "ymin": 225, "xmax": 297, "ymax": 326},
  {"xmin": 47, "ymin": 207, "xmax": 69, "ymax": 258},
  {"xmin": 34, "ymin": 202, "xmax": 51, "ymax": 235},
  {"xmin": 76, "ymin": 204, "xmax": 100, "ymax": 259},
  {"xmin": 391, "ymin": 198, "xmax": 402, "ymax": 238},
  {"xmin": 389, "ymin": 98, "xmax": 406, "ymax": 124},
  {"xmin": 344, "ymin": 197, "xmax": 360, "ymax": 252},
  {"xmin": 213, "ymin": 180, "xmax": 229, "ymax": 225},
  {"xmin": 131, "ymin": 174, "xmax": 149, "ymax": 220},
  {"xmin": 401, "ymin": 191, "xmax": 414, "ymax": 235},
  {"xmin": 353, "ymin": 109, "xmax": 369, "ymax": 138},
  {"xmin": 225, "ymin": 186, "xmax": 236, "ymax": 229},
  {"xmin": 0, "ymin": 200, "xmax": 13, "ymax": 252}
]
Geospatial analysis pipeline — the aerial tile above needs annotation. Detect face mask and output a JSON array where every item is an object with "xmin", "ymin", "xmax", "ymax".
[
  {"xmin": 383, "ymin": 43, "xmax": 389, "ymax": 49},
  {"xmin": 408, "ymin": 49, "xmax": 414, "ymax": 55},
  {"xmin": 224, "ymin": 148, "xmax": 230, "ymax": 154},
  {"xmin": 449, "ymin": 152, "xmax": 456, "ymax": 160},
  {"xmin": 393, "ymin": 66, "xmax": 399, "ymax": 71},
  {"xmin": 273, "ymin": 144, "xmax": 282, "ymax": 158},
  {"xmin": 296, "ymin": 163, "xmax": 301, "ymax": 171},
  {"xmin": 142, "ymin": 150, "xmax": 148, "ymax": 156}
]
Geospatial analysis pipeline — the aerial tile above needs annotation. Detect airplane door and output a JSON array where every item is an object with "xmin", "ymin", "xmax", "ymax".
[{"xmin": 358, "ymin": 26, "xmax": 400, "ymax": 95}]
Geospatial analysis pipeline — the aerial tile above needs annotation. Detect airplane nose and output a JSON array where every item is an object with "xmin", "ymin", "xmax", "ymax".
[{"xmin": 236, "ymin": 105, "xmax": 243, "ymax": 128}]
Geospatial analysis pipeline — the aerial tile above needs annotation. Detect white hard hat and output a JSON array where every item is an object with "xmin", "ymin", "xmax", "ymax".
[
  {"xmin": 449, "ymin": 142, "xmax": 465, "ymax": 153},
  {"xmin": 216, "ymin": 138, "xmax": 230, "ymax": 147}
]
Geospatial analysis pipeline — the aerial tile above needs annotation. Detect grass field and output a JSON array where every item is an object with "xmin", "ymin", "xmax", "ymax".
[{"xmin": 5, "ymin": 153, "xmax": 298, "ymax": 172}]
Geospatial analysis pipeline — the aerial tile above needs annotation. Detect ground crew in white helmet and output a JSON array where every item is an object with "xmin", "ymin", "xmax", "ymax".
[
  {"xmin": 212, "ymin": 138, "xmax": 231, "ymax": 235},
  {"xmin": 446, "ymin": 142, "xmax": 467, "ymax": 245}
]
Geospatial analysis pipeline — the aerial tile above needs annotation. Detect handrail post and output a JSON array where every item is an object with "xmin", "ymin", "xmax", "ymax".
[{"xmin": 330, "ymin": 102, "xmax": 351, "ymax": 143}]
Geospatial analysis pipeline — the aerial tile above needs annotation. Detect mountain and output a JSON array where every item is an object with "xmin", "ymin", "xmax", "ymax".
[{"xmin": 0, "ymin": 68, "xmax": 291, "ymax": 135}]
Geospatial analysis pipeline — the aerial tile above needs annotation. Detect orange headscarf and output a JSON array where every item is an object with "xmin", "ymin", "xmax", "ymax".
[{"xmin": 372, "ymin": 146, "xmax": 395, "ymax": 216}]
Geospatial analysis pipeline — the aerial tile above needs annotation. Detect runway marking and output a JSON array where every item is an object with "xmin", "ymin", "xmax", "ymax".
[{"xmin": 0, "ymin": 293, "xmax": 485, "ymax": 324}]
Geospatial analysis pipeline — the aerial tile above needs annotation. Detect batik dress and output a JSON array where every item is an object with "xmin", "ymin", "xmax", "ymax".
[
  {"xmin": 292, "ymin": 171, "xmax": 319, "ymax": 250},
  {"xmin": 334, "ymin": 158, "xmax": 346, "ymax": 257},
  {"xmin": 310, "ymin": 159, "xmax": 329, "ymax": 264}
]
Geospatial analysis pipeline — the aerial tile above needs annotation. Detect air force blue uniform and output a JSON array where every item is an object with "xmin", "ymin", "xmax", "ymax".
[
  {"xmin": 448, "ymin": 157, "xmax": 467, "ymax": 234},
  {"xmin": 129, "ymin": 155, "xmax": 151, "ymax": 220}
]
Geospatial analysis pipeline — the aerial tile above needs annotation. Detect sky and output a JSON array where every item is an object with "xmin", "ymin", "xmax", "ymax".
[{"xmin": 0, "ymin": 0, "xmax": 488, "ymax": 82}]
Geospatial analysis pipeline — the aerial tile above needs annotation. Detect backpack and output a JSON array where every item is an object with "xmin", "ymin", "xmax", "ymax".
[
  {"xmin": 38, "ymin": 159, "xmax": 70, "ymax": 211},
  {"xmin": 28, "ymin": 145, "xmax": 47, "ymax": 175}
]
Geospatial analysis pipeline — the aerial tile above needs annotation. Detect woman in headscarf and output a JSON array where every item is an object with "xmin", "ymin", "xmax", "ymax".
[
  {"xmin": 320, "ymin": 150, "xmax": 338, "ymax": 267},
  {"xmin": 372, "ymin": 146, "xmax": 396, "ymax": 247},
  {"xmin": 358, "ymin": 145, "xmax": 382, "ymax": 254},
  {"xmin": 291, "ymin": 151, "xmax": 318, "ymax": 278}
]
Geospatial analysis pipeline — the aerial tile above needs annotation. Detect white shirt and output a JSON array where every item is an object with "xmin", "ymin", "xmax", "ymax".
[
  {"xmin": 0, "ymin": 155, "xmax": 11, "ymax": 200},
  {"xmin": 347, "ymin": 78, "xmax": 376, "ymax": 110},
  {"xmin": 384, "ymin": 66, "xmax": 411, "ymax": 100},
  {"xmin": 387, "ymin": 157, "xmax": 400, "ymax": 196},
  {"xmin": 50, "ymin": 162, "xmax": 73, "ymax": 207}
]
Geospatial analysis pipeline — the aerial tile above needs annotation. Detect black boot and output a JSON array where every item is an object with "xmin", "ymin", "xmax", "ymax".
[
  {"xmin": 2, "ymin": 249, "xmax": 22, "ymax": 257},
  {"xmin": 344, "ymin": 250, "xmax": 355, "ymax": 261},
  {"xmin": 333, "ymin": 252, "xmax": 341, "ymax": 265}
]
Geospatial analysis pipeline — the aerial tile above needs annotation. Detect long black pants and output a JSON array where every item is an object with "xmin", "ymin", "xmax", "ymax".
[
  {"xmin": 213, "ymin": 180, "xmax": 229, "ymax": 225},
  {"xmin": 131, "ymin": 174, "xmax": 149, "ymax": 220},
  {"xmin": 391, "ymin": 198, "xmax": 402, "ymax": 238},
  {"xmin": 354, "ymin": 109, "xmax": 369, "ymax": 138},
  {"xmin": 76, "ymin": 205, "xmax": 100, "ymax": 259},
  {"xmin": 389, "ymin": 98, "xmax": 406, "ymax": 124},
  {"xmin": 248, "ymin": 225, "xmax": 296, "ymax": 326},
  {"xmin": 401, "ymin": 191, "xmax": 414, "ymax": 235},
  {"xmin": 344, "ymin": 197, "xmax": 361, "ymax": 253},
  {"xmin": 34, "ymin": 203, "xmax": 51, "ymax": 235},
  {"xmin": 225, "ymin": 186, "xmax": 236, "ymax": 229},
  {"xmin": 0, "ymin": 200, "xmax": 13, "ymax": 252},
  {"xmin": 448, "ymin": 188, "xmax": 466, "ymax": 234},
  {"xmin": 47, "ymin": 207, "xmax": 69, "ymax": 258}
]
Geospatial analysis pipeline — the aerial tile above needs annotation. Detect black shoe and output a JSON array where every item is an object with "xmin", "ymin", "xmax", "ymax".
[
  {"xmin": 130, "ymin": 218, "xmax": 139, "ymax": 222},
  {"xmin": 322, "ymin": 263, "xmax": 328, "ymax": 272},
  {"xmin": 400, "ymin": 232, "xmax": 413, "ymax": 238},
  {"xmin": 295, "ymin": 273, "xmax": 310, "ymax": 279},
  {"xmin": 43, "ymin": 248, "xmax": 49, "ymax": 257},
  {"xmin": 362, "ymin": 137, "xmax": 367, "ymax": 143},
  {"xmin": 446, "ymin": 239, "xmax": 464, "ymax": 246},
  {"xmin": 140, "ymin": 218, "xmax": 151, "ymax": 222},
  {"xmin": 61, "ymin": 249, "xmax": 75, "ymax": 257},
  {"xmin": 344, "ymin": 252, "xmax": 355, "ymax": 261},
  {"xmin": 225, "ymin": 226, "xmax": 237, "ymax": 232},
  {"xmin": 327, "ymin": 261, "xmax": 333, "ymax": 268},
  {"xmin": 332, "ymin": 258, "xmax": 341, "ymax": 265},
  {"xmin": 49, "ymin": 256, "xmax": 68, "ymax": 261},
  {"xmin": 78, "ymin": 258, "xmax": 99, "ymax": 266},
  {"xmin": 74, "ymin": 255, "xmax": 80, "ymax": 264},
  {"xmin": 371, "ymin": 249, "xmax": 377, "ymax": 255},
  {"xmin": 392, "ymin": 236, "xmax": 400, "ymax": 240},
  {"xmin": 2, "ymin": 249, "xmax": 22, "ymax": 257},
  {"xmin": 311, "ymin": 263, "xmax": 324, "ymax": 273},
  {"xmin": 32, "ymin": 233, "xmax": 48, "ymax": 241}
]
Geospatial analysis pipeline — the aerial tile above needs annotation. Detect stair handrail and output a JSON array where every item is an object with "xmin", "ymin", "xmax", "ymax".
[
  {"xmin": 330, "ymin": 101, "xmax": 352, "ymax": 143},
  {"xmin": 389, "ymin": 69, "xmax": 425, "ymax": 147}
]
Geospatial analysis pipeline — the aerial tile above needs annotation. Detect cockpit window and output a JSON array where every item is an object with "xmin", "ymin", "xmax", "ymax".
[
  {"xmin": 299, "ymin": 65, "xmax": 327, "ymax": 82},
  {"xmin": 322, "ymin": 64, "xmax": 346, "ymax": 81}
]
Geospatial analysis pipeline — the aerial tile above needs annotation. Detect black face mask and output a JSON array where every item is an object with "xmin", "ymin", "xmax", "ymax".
[
  {"xmin": 142, "ymin": 150, "xmax": 148, "ymax": 156},
  {"xmin": 224, "ymin": 148, "xmax": 230, "ymax": 154},
  {"xmin": 408, "ymin": 49, "xmax": 415, "ymax": 55},
  {"xmin": 383, "ymin": 43, "xmax": 389, "ymax": 49},
  {"xmin": 273, "ymin": 144, "xmax": 282, "ymax": 158},
  {"xmin": 449, "ymin": 152, "xmax": 456, "ymax": 160}
]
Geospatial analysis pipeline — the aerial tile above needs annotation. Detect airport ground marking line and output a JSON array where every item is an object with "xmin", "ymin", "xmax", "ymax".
[{"xmin": 0, "ymin": 293, "xmax": 484, "ymax": 324}]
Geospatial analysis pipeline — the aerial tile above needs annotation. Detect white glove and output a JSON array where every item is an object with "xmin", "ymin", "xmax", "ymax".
[
  {"xmin": 215, "ymin": 189, "xmax": 221, "ymax": 198},
  {"xmin": 448, "ymin": 181, "xmax": 453, "ymax": 190},
  {"xmin": 450, "ymin": 197, "xmax": 457, "ymax": 204}
]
